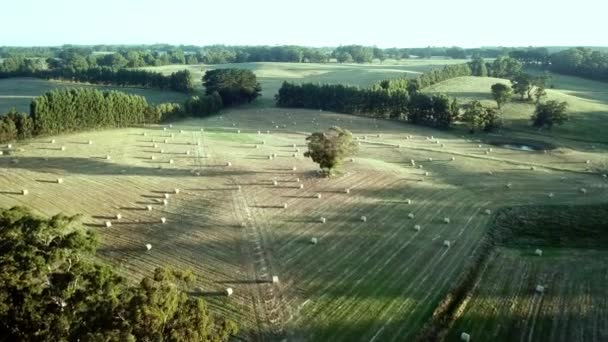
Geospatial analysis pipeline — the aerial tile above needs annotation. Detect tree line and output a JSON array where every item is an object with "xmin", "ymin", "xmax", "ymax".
[
  {"xmin": 0, "ymin": 57, "xmax": 195, "ymax": 93},
  {"xmin": 275, "ymin": 82, "xmax": 459, "ymax": 129}
]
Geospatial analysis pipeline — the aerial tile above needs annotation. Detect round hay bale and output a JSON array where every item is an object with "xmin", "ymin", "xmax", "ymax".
[
  {"xmin": 153, "ymin": 144, "xmax": 158, "ymax": 148},
  {"xmin": 534, "ymin": 249, "xmax": 543, "ymax": 256},
  {"xmin": 282, "ymin": 203, "xmax": 288, "ymax": 209},
  {"xmin": 414, "ymin": 224, "xmax": 421, "ymax": 231},
  {"xmin": 505, "ymin": 183, "xmax": 512, "ymax": 189},
  {"xmin": 272, "ymin": 275, "xmax": 279, "ymax": 284},
  {"xmin": 451, "ymin": 157, "xmax": 456, "ymax": 161},
  {"xmin": 310, "ymin": 237, "xmax": 318, "ymax": 244},
  {"xmin": 60, "ymin": 146, "xmax": 66, "ymax": 151},
  {"xmin": 315, "ymin": 193, "xmax": 322, "ymax": 199},
  {"xmin": 146, "ymin": 205, "xmax": 152, "ymax": 211},
  {"xmin": 548, "ymin": 192, "xmax": 554, "ymax": 198},
  {"xmin": 56, "ymin": 178, "xmax": 63, "ymax": 184},
  {"xmin": 162, "ymin": 199, "xmax": 168, "ymax": 206},
  {"xmin": 484, "ymin": 209, "xmax": 492, "ymax": 215},
  {"xmin": 443, "ymin": 240, "xmax": 451, "ymax": 248},
  {"xmin": 164, "ymin": 193, "xmax": 170, "ymax": 199},
  {"xmin": 299, "ymin": 184, "xmax": 304, "ymax": 189},
  {"xmin": 105, "ymin": 155, "xmax": 111, "ymax": 160},
  {"xmin": 360, "ymin": 216, "xmax": 367, "ymax": 222},
  {"xmin": 50, "ymin": 139, "xmax": 56, "ymax": 144},
  {"xmin": 273, "ymin": 180, "xmax": 279, "ymax": 186},
  {"xmin": 150, "ymin": 155, "xmax": 155, "ymax": 160},
  {"xmin": 268, "ymin": 155, "xmax": 273, "ymax": 160},
  {"xmin": 21, "ymin": 189, "xmax": 28, "ymax": 195},
  {"xmin": 443, "ymin": 217, "xmax": 450, "ymax": 224},
  {"xmin": 88, "ymin": 140, "xmax": 93, "ymax": 145},
  {"xmin": 160, "ymin": 217, "xmax": 167, "ymax": 224},
  {"xmin": 427, "ymin": 157, "xmax": 433, "ymax": 162},
  {"xmin": 115, "ymin": 213, "xmax": 122, "ymax": 220},
  {"xmin": 174, "ymin": 188, "xmax": 180, "ymax": 194},
  {"xmin": 424, "ymin": 172, "xmax": 430, "ymax": 176},
  {"xmin": 226, "ymin": 162, "xmax": 232, "ymax": 167},
  {"xmin": 293, "ymin": 153, "xmax": 298, "ymax": 157},
  {"xmin": 408, "ymin": 213, "xmax": 414, "ymax": 219},
  {"xmin": 586, "ymin": 160, "xmax": 591, "ymax": 164},
  {"xmin": 292, "ymin": 166, "xmax": 297, "ymax": 171},
  {"xmin": 460, "ymin": 332, "xmax": 471, "ymax": 342},
  {"xmin": 530, "ymin": 166, "xmax": 536, "ymax": 171},
  {"xmin": 406, "ymin": 199, "xmax": 412, "ymax": 204},
  {"xmin": 344, "ymin": 188, "xmax": 350, "ymax": 194},
  {"xmin": 535, "ymin": 285, "xmax": 545, "ymax": 293},
  {"xmin": 105, "ymin": 221, "xmax": 112, "ymax": 228},
  {"xmin": 580, "ymin": 188, "xmax": 587, "ymax": 194},
  {"xmin": 319, "ymin": 217, "xmax": 326, "ymax": 223},
  {"xmin": 185, "ymin": 151, "xmax": 190, "ymax": 155}
]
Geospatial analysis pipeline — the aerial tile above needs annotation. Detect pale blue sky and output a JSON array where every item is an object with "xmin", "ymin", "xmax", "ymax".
[{"xmin": 1, "ymin": 0, "xmax": 606, "ymax": 47}]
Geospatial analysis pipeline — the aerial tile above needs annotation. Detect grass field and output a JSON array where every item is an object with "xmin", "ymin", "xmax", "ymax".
[
  {"xmin": 0, "ymin": 77, "xmax": 190, "ymax": 113},
  {"xmin": 1, "ymin": 62, "xmax": 607, "ymax": 341},
  {"xmin": 1, "ymin": 103, "xmax": 606, "ymax": 340},
  {"xmin": 424, "ymin": 72, "xmax": 608, "ymax": 143}
]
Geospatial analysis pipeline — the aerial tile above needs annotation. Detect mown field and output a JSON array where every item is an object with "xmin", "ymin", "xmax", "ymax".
[
  {"xmin": 0, "ymin": 77, "xmax": 189, "ymax": 113},
  {"xmin": 1, "ymin": 102, "xmax": 606, "ymax": 340}
]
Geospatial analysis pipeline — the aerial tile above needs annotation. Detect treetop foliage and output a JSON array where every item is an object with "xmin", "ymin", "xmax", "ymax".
[
  {"xmin": 304, "ymin": 126, "xmax": 358, "ymax": 175},
  {"xmin": 202, "ymin": 69, "xmax": 261, "ymax": 105},
  {"xmin": 0, "ymin": 206, "xmax": 237, "ymax": 342}
]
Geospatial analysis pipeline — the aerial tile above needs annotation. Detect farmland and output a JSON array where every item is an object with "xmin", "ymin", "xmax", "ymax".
[{"xmin": 1, "ymin": 61, "xmax": 607, "ymax": 341}]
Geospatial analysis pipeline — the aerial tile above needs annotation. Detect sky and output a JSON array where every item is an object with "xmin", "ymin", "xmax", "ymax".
[{"xmin": 1, "ymin": 0, "xmax": 606, "ymax": 48}]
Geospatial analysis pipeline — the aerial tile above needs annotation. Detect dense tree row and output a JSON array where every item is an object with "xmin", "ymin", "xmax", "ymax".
[
  {"xmin": 0, "ymin": 59, "xmax": 194, "ymax": 93},
  {"xmin": 275, "ymin": 82, "xmax": 458, "ymax": 129},
  {"xmin": 184, "ymin": 92, "xmax": 224, "ymax": 118},
  {"xmin": 549, "ymin": 47, "xmax": 608, "ymax": 82},
  {"xmin": 30, "ymin": 89, "xmax": 151, "ymax": 135},
  {"xmin": 203, "ymin": 69, "xmax": 261, "ymax": 105},
  {"xmin": 0, "ymin": 206, "xmax": 237, "ymax": 341}
]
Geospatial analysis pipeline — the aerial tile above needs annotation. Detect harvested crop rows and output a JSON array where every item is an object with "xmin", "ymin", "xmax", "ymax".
[{"xmin": 0, "ymin": 106, "xmax": 606, "ymax": 341}]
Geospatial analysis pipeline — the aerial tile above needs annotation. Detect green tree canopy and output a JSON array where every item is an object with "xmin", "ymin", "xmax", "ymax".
[
  {"xmin": 532, "ymin": 100, "xmax": 568, "ymax": 130},
  {"xmin": 304, "ymin": 126, "xmax": 358, "ymax": 176},
  {"xmin": 490, "ymin": 83, "xmax": 512, "ymax": 109},
  {"xmin": 0, "ymin": 206, "xmax": 237, "ymax": 342},
  {"xmin": 202, "ymin": 69, "xmax": 261, "ymax": 106}
]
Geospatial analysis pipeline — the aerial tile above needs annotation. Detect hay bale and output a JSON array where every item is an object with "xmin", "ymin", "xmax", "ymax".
[
  {"xmin": 417, "ymin": 165, "xmax": 423, "ymax": 169},
  {"xmin": 485, "ymin": 151, "xmax": 490, "ymax": 155},
  {"xmin": 580, "ymin": 188, "xmax": 587, "ymax": 194},
  {"xmin": 150, "ymin": 155, "xmax": 155, "ymax": 160},
  {"xmin": 427, "ymin": 157, "xmax": 433, "ymax": 162},
  {"xmin": 484, "ymin": 209, "xmax": 491, "ymax": 215},
  {"xmin": 160, "ymin": 149, "xmax": 164, "ymax": 154},
  {"xmin": 180, "ymin": 129, "xmax": 184, "ymax": 133},
  {"xmin": 410, "ymin": 159, "xmax": 416, "ymax": 166},
  {"xmin": 21, "ymin": 189, "xmax": 28, "ymax": 195},
  {"xmin": 310, "ymin": 237, "xmax": 318, "ymax": 244},
  {"xmin": 315, "ymin": 193, "xmax": 322, "ymax": 199},
  {"xmin": 585, "ymin": 160, "xmax": 591, "ymax": 164},
  {"xmin": 142, "ymin": 132, "xmax": 147, "ymax": 136},
  {"xmin": 282, "ymin": 203, "xmax": 288, "ymax": 209},
  {"xmin": 530, "ymin": 166, "xmax": 536, "ymax": 171},
  {"xmin": 266, "ymin": 130, "xmax": 270, "ymax": 134},
  {"xmin": 164, "ymin": 193, "xmax": 170, "ymax": 199},
  {"xmin": 443, "ymin": 217, "xmax": 451, "ymax": 224},
  {"xmin": 268, "ymin": 155, "xmax": 273, "ymax": 160},
  {"xmin": 115, "ymin": 213, "xmax": 122, "ymax": 220},
  {"xmin": 424, "ymin": 172, "xmax": 429, "ymax": 176},
  {"xmin": 12, "ymin": 158, "xmax": 18, "ymax": 164},
  {"xmin": 292, "ymin": 166, "xmax": 297, "ymax": 171},
  {"xmin": 153, "ymin": 143, "xmax": 158, "ymax": 148},
  {"xmin": 272, "ymin": 275, "xmax": 279, "ymax": 284},
  {"xmin": 460, "ymin": 332, "xmax": 470, "ymax": 342},
  {"xmin": 534, "ymin": 249, "xmax": 543, "ymax": 256},
  {"xmin": 164, "ymin": 139, "xmax": 169, "ymax": 144},
  {"xmin": 173, "ymin": 188, "xmax": 180, "ymax": 194},
  {"xmin": 200, "ymin": 128, "xmax": 204, "ymax": 132},
  {"xmin": 478, "ymin": 144, "xmax": 483, "ymax": 148},
  {"xmin": 505, "ymin": 183, "xmax": 512, "ymax": 189},
  {"xmin": 451, "ymin": 157, "xmax": 456, "ymax": 161},
  {"xmin": 548, "ymin": 192, "xmax": 554, "ymax": 198},
  {"xmin": 360, "ymin": 216, "xmax": 367, "ymax": 222},
  {"xmin": 160, "ymin": 217, "xmax": 167, "ymax": 224},
  {"xmin": 56, "ymin": 178, "xmax": 63, "ymax": 184},
  {"xmin": 169, "ymin": 159, "xmax": 174, "ymax": 164},
  {"xmin": 487, "ymin": 171, "xmax": 493, "ymax": 175},
  {"xmin": 293, "ymin": 153, "xmax": 298, "ymax": 157},
  {"xmin": 88, "ymin": 140, "xmax": 93, "ymax": 145},
  {"xmin": 408, "ymin": 213, "xmax": 414, "ymax": 219},
  {"xmin": 273, "ymin": 180, "xmax": 279, "ymax": 186},
  {"xmin": 146, "ymin": 205, "xmax": 153, "ymax": 211},
  {"xmin": 296, "ymin": 148, "xmax": 300, "ymax": 152},
  {"xmin": 406, "ymin": 199, "xmax": 412, "ymax": 205},
  {"xmin": 262, "ymin": 140, "xmax": 266, "ymax": 145},
  {"xmin": 443, "ymin": 240, "xmax": 451, "ymax": 247},
  {"xmin": 105, "ymin": 221, "xmax": 112, "ymax": 228},
  {"xmin": 105, "ymin": 155, "xmax": 111, "ymax": 160},
  {"xmin": 414, "ymin": 224, "xmax": 421, "ymax": 231},
  {"xmin": 50, "ymin": 139, "xmax": 56, "ymax": 144},
  {"xmin": 240, "ymin": 222, "xmax": 247, "ymax": 228},
  {"xmin": 299, "ymin": 184, "xmax": 304, "ymax": 189},
  {"xmin": 162, "ymin": 199, "xmax": 168, "ymax": 206},
  {"xmin": 350, "ymin": 158, "xmax": 355, "ymax": 162},
  {"xmin": 145, "ymin": 243, "xmax": 152, "ymax": 251},
  {"xmin": 535, "ymin": 285, "xmax": 545, "ymax": 293},
  {"xmin": 319, "ymin": 217, "xmax": 326, "ymax": 223},
  {"xmin": 60, "ymin": 146, "xmax": 66, "ymax": 151},
  {"xmin": 292, "ymin": 144, "xmax": 297, "ymax": 148},
  {"xmin": 185, "ymin": 150, "xmax": 190, "ymax": 155},
  {"xmin": 344, "ymin": 188, "xmax": 350, "ymax": 194},
  {"xmin": 226, "ymin": 162, "xmax": 232, "ymax": 167},
  {"xmin": 272, "ymin": 153, "xmax": 277, "ymax": 158}
]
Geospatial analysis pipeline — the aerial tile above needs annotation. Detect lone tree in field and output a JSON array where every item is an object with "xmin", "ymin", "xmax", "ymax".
[
  {"xmin": 490, "ymin": 83, "xmax": 512, "ymax": 109},
  {"xmin": 511, "ymin": 73, "xmax": 534, "ymax": 101},
  {"xmin": 463, "ymin": 100, "xmax": 502, "ymax": 133},
  {"xmin": 305, "ymin": 126, "xmax": 358, "ymax": 176},
  {"xmin": 202, "ymin": 68, "xmax": 261, "ymax": 105},
  {"xmin": 0, "ymin": 206, "xmax": 238, "ymax": 341},
  {"xmin": 532, "ymin": 100, "xmax": 568, "ymax": 130}
]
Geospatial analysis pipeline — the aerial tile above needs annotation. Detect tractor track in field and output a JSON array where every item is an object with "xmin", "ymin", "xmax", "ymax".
[{"xmin": 195, "ymin": 130, "xmax": 291, "ymax": 341}]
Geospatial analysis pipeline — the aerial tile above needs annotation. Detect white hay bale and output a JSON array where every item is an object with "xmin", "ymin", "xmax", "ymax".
[
  {"xmin": 535, "ymin": 285, "xmax": 545, "ymax": 293},
  {"xmin": 488, "ymin": 171, "xmax": 494, "ymax": 175},
  {"xmin": 174, "ymin": 188, "xmax": 180, "ymax": 194},
  {"xmin": 585, "ymin": 160, "xmax": 591, "ymax": 164},
  {"xmin": 299, "ymin": 184, "xmax": 304, "ymax": 189},
  {"xmin": 185, "ymin": 150, "xmax": 190, "ymax": 155},
  {"xmin": 273, "ymin": 180, "xmax": 279, "ymax": 186},
  {"xmin": 530, "ymin": 166, "xmax": 536, "ymax": 171},
  {"xmin": 505, "ymin": 183, "xmax": 512, "ymax": 189},
  {"xmin": 160, "ymin": 149, "xmax": 165, "ymax": 154},
  {"xmin": 406, "ymin": 199, "xmax": 412, "ymax": 205},
  {"xmin": 360, "ymin": 216, "xmax": 367, "ymax": 222},
  {"xmin": 315, "ymin": 193, "xmax": 322, "ymax": 199},
  {"xmin": 145, "ymin": 243, "xmax": 152, "ymax": 251},
  {"xmin": 169, "ymin": 124, "xmax": 173, "ymax": 128},
  {"xmin": 266, "ymin": 130, "xmax": 270, "ymax": 134},
  {"xmin": 105, "ymin": 221, "xmax": 112, "ymax": 228},
  {"xmin": 293, "ymin": 153, "xmax": 298, "ymax": 157},
  {"xmin": 443, "ymin": 240, "xmax": 451, "ymax": 248},
  {"xmin": 240, "ymin": 222, "xmax": 247, "ymax": 228},
  {"xmin": 310, "ymin": 237, "xmax": 318, "ymax": 244},
  {"xmin": 377, "ymin": 134, "xmax": 381, "ymax": 138},
  {"xmin": 602, "ymin": 174, "xmax": 607, "ymax": 178},
  {"xmin": 296, "ymin": 148, "xmax": 300, "ymax": 152},
  {"xmin": 142, "ymin": 132, "xmax": 147, "ymax": 136},
  {"xmin": 548, "ymin": 192, "xmax": 554, "ymax": 198},
  {"xmin": 424, "ymin": 172, "xmax": 429, "ymax": 176},
  {"xmin": 160, "ymin": 217, "xmax": 167, "ymax": 224},
  {"xmin": 56, "ymin": 178, "xmax": 63, "ymax": 184},
  {"xmin": 105, "ymin": 155, "xmax": 111, "ymax": 160},
  {"xmin": 6, "ymin": 143, "xmax": 12, "ymax": 149},
  {"xmin": 162, "ymin": 199, "xmax": 168, "ymax": 206},
  {"xmin": 427, "ymin": 157, "xmax": 433, "ymax": 162},
  {"xmin": 12, "ymin": 158, "xmax": 18, "ymax": 164},
  {"xmin": 444, "ymin": 217, "xmax": 451, "ymax": 224},
  {"xmin": 115, "ymin": 213, "xmax": 122, "ymax": 220},
  {"xmin": 272, "ymin": 275, "xmax": 279, "ymax": 284},
  {"xmin": 295, "ymin": 178, "xmax": 300, "ymax": 182},
  {"xmin": 262, "ymin": 140, "xmax": 266, "ymax": 145},
  {"xmin": 534, "ymin": 249, "xmax": 543, "ymax": 256},
  {"xmin": 451, "ymin": 157, "xmax": 456, "ymax": 161},
  {"xmin": 478, "ymin": 144, "xmax": 483, "ymax": 148},
  {"xmin": 88, "ymin": 140, "xmax": 93, "ymax": 145},
  {"xmin": 292, "ymin": 144, "xmax": 297, "ymax": 148},
  {"xmin": 180, "ymin": 129, "xmax": 184, "ymax": 133},
  {"xmin": 169, "ymin": 159, "xmax": 174, "ymax": 164},
  {"xmin": 485, "ymin": 151, "xmax": 490, "ymax": 155},
  {"xmin": 319, "ymin": 217, "xmax": 326, "ymax": 223},
  {"xmin": 21, "ymin": 189, "xmax": 28, "ymax": 195},
  {"xmin": 441, "ymin": 143, "xmax": 445, "ymax": 147},
  {"xmin": 60, "ymin": 146, "xmax": 66, "ymax": 151},
  {"xmin": 50, "ymin": 139, "xmax": 56, "ymax": 144},
  {"xmin": 344, "ymin": 188, "xmax": 350, "ymax": 194},
  {"xmin": 200, "ymin": 128, "xmax": 204, "ymax": 132},
  {"xmin": 292, "ymin": 166, "xmax": 297, "ymax": 171},
  {"xmin": 579, "ymin": 188, "xmax": 587, "ymax": 194},
  {"xmin": 414, "ymin": 224, "xmax": 421, "ymax": 231},
  {"xmin": 164, "ymin": 193, "xmax": 170, "ymax": 199},
  {"xmin": 268, "ymin": 155, "xmax": 273, "ymax": 160},
  {"xmin": 484, "ymin": 209, "xmax": 492, "ymax": 215},
  {"xmin": 460, "ymin": 332, "xmax": 471, "ymax": 342},
  {"xmin": 153, "ymin": 143, "xmax": 158, "ymax": 148},
  {"xmin": 410, "ymin": 159, "xmax": 416, "ymax": 166},
  {"xmin": 146, "ymin": 205, "xmax": 152, "ymax": 211},
  {"xmin": 196, "ymin": 142, "xmax": 201, "ymax": 146},
  {"xmin": 226, "ymin": 162, "xmax": 232, "ymax": 167},
  {"xmin": 282, "ymin": 203, "xmax": 288, "ymax": 209},
  {"xmin": 150, "ymin": 155, "xmax": 155, "ymax": 160},
  {"xmin": 408, "ymin": 213, "xmax": 415, "ymax": 219},
  {"xmin": 272, "ymin": 153, "xmax": 277, "ymax": 158},
  {"xmin": 417, "ymin": 165, "xmax": 423, "ymax": 169},
  {"xmin": 236, "ymin": 185, "xmax": 242, "ymax": 191}
]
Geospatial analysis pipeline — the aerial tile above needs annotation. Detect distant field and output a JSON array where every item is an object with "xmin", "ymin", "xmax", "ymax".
[
  {"xmin": 0, "ymin": 77, "xmax": 189, "ymax": 113},
  {"xmin": 424, "ymin": 73, "xmax": 608, "ymax": 143},
  {"xmin": 1, "ymin": 105, "xmax": 606, "ymax": 340},
  {"xmin": 140, "ymin": 60, "xmax": 467, "ymax": 104}
]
